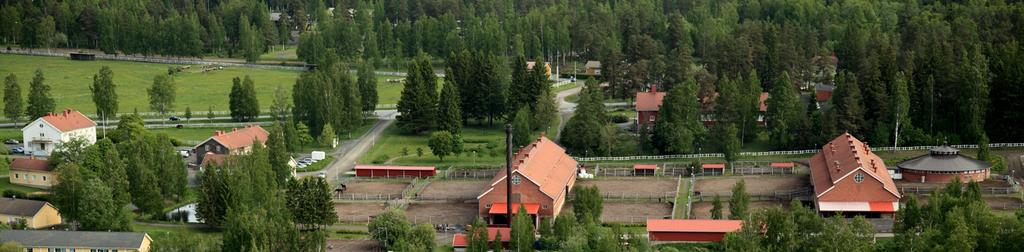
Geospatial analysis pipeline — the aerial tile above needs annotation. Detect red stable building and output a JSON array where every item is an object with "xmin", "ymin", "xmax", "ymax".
[
  {"xmin": 701, "ymin": 163, "xmax": 726, "ymax": 175},
  {"xmin": 646, "ymin": 219, "xmax": 743, "ymax": 242},
  {"xmin": 354, "ymin": 165, "xmax": 436, "ymax": 178},
  {"xmin": 452, "ymin": 227, "xmax": 510, "ymax": 251},
  {"xmin": 634, "ymin": 164, "xmax": 658, "ymax": 176},
  {"xmin": 809, "ymin": 133, "xmax": 901, "ymax": 218},
  {"xmin": 478, "ymin": 136, "xmax": 578, "ymax": 226}
]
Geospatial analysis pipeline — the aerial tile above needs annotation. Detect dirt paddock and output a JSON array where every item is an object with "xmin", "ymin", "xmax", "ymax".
[
  {"xmin": 327, "ymin": 239, "xmax": 380, "ymax": 252},
  {"xmin": 576, "ymin": 178, "xmax": 679, "ymax": 195},
  {"xmin": 690, "ymin": 201, "xmax": 789, "ymax": 219},
  {"xmin": 418, "ymin": 180, "xmax": 490, "ymax": 199},
  {"xmin": 405, "ymin": 203, "xmax": 479, "ymax": 225},
  {"xmin": 565, "ymin": 202, "xmax": 673, "ymax": 223},
  {"xmin": 695, "ymin": 176, "xmax": 810, "ymax": 195},
  {"xmin": 335, "ymin": 203, "xmax": 387, "ymax": 223},
  {"xmin": 339, "ymin": 181, "xmax": 410, "ymax": 196}
]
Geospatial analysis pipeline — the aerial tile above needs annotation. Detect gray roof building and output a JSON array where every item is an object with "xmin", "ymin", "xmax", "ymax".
[
  {"xmin": 0, "ymin": 230, "xmax": 152, "ymax": 250},
  {"xmin": 896, "ymin": 145, "xmax": 992, "ymax": 172},
  {"xmin": 0, "ymin": 197, "xmax": 47, "ymax": 217}
]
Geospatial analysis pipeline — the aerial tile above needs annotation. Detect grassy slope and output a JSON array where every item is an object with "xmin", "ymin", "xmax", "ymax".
[{"xmin": 0, "ymin": 54, "xmax": 406, "ymax": 114}]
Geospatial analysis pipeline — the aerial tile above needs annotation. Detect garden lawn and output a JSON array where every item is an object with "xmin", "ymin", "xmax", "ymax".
[
  {"xmin": 0, "ymin": 177, "xmax": 43, "ymax": 194},
  {"xmin": 0, "ymin": 54, "xmax": 405, "ymax": 113},
  {"xmin": 259, "ymin": 46, "xmax": 299, "ymax": 61},
  {"xmin": 359, "ymin": 124, "xmax": 508, "ymax": 167},
  {"xmin": 0, "ymin": 128, "xmax": 20, "ymax": 141}
]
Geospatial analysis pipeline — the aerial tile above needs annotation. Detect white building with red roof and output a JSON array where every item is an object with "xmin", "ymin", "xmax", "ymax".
[
  {"xmin": 21, "ymin": 109, "xmax": 97, "ymax": 156},
  {"xmin": 478, "ymin": 135, "xmax": 578, "ymax": 225},
  {"xmin": 193, "ymin": 125, "xmax": 269, "ymax": 166},
  {"xmin": 809, "ymin": 133, "xmax": 901, "ymax": 218}
]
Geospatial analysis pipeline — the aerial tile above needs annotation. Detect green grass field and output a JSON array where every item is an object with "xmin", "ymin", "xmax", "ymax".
[
  {"xmin": 0, "ymin": 54, "xmax": 406, "ymax": 115},
  {"xmin": 360, "ymin": 124, "xmax": 509, "ymax": 167},
  {"xmin": 0, "ymin": 176, "xmax": 44, "ymax": 194},
  {"xmin": 259, "ymin": 46, "xmax": 299, "ymax": 62}
]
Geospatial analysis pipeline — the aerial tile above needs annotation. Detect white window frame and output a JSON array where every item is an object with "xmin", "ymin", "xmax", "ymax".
[
  {"xmin": 511, "ymin": 174, "xmax": 521, "ymax": 185},
  {"xmin": 854, "ymin": 173, "xmax": 864, "ymax": 183}
]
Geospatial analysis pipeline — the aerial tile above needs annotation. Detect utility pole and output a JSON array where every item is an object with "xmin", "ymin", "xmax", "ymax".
[{"xmin": 505, "ymin": 124, "xmax": 514, "ymax": 225}]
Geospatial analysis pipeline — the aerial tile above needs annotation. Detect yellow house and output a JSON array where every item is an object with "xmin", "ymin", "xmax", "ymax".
[
  {"xmin": 8, "ymin": 158, "xmax": 56, "ymax": 188},
  {"xmin": 0, "ymin": 230, "xmax": 153, "ymax": 252},
  {"xmin": 0, "ymin": 197, "xmax": 62, "ymax": 229},
  {"xmin": 527, "ymin": 61, "xmax": 553, "ymax": 77}
]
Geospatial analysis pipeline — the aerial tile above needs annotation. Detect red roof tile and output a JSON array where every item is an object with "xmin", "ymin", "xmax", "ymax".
[
  {"xmin": 208, "ymin": 125, "xmax": 269, "ymax": 150},
  {"xmin": 702, "ymin": 163, "xmax": 725, "ymax": 169},
  {"xmin": 452, "ymin": 228, "xmax": 510, "ymax": 247},
  {"xmin": 809, "ymin": 133, "xmax": 900, "ymax": 201},
  {"xmin": 10, "ymin": 158, "xmax": 52, "ymax": 172},
  {"xmin": 646, "ymin": 219, "xmax": 742, "ymax": 233},
  {"xmin": 39, "ymin": 109, "xmax": 96, "ymax": 132},
  {"xmin": 354, "ymin": 165, "xmax": 435, "ymax": 171},
  {"xmin": 200, "ymin": 153, "xmax": 227, "ymax": 168},
  {"xmin": 483, "ymin": 136, "xmax": 578, "ymax": 200},
  {"xmin": 770, "ymin": 162, "xmax": 794, "ymax": 168},
  {"xmin": 634, "ymin": 164, "xmax": 658, "ymax": 170},
  {"xmin": 758, "ymin": 92, "xmax": 769, "ymax": 112},
  {"xmin": 635, "ymin": 91, "xmax": 667, "ymax": 112},
  {"xmin": 816, "ymin": 90, "xmax": 833, "ymax": 102}
]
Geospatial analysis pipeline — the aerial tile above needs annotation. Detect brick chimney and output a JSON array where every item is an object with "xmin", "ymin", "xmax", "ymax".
[{"xmin": 650, "ymin": 85, "xmax": 657, "ymax": 93}]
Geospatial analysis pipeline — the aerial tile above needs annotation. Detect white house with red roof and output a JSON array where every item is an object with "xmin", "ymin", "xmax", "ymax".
[
  {"xmin": 192, "ymin": 125, "xmax": 269, "ymax": 166},
  {"xmin": 809, "ymin": 133, "xmax": 901, "ymax": 218},
  {"xmin": 21, "ymin": 109, "xmax": 97, "ymax": 156}
]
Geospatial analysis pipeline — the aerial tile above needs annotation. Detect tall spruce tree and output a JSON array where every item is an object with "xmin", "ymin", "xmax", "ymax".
[
  {"xmin": 533, "ymin": 88, "xmax": 558, "ymax": 131},
  {"xmin": 512, "ymin": 107, "xmax": 532, "ymax": 148},
  {"xmin": 267, "ymin": 123, "xmax": 291, "ymax": 185},
  {"xmin": 241, "ymin": 75, "xmax": 260, "ymax": 121},
  {"xmin": 229, "ymin": 77, "xmax": 244, "ymax": 121},
  {"xmin": 833, "ymin": 72, "xmax": 865, "ymax": 134},
  {"xmin": 396, "ymin": 57, "xmax": 437, "ymax": 134},
  {"xmin": 768, "ymin": 71, "xmax": 800, "ymax": 149},
  {"xmin": 653, "ymin": 79, "xmax": 703, "ymax": 154},
  {"xmin": 357, "ymin": 60, "xmax": 378, "ymax": 113},
  {"xmin": 26, "ymin": 70, "xmax": 54, "ymax": 119},
  {"xmin": 3, "ymin": 74, "xmax": 23, "ymax": 122},
  {"xmin": 437, "ymin": 77, "xmax": 463, "ymax": 134}
]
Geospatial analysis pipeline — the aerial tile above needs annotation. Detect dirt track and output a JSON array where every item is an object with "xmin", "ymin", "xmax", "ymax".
[
  {"xmin": 335, "ymin": 203, "xmax": 386, "ymax": 222},
  {"xmin": 690, "ymin": 201, "xmax": 789, "ymax": 219},
  {"xmin": 565, "ymin": 202, "xmax": 673, "ymax": 223},
  {"xmin": 694, "ymin": 176, "xmax": 810, "ymax": 195},
  {"xmin": 405, "ymin": 203, "xmax": 479, "ymax": 225},
  {"xmin": 340, "ymin": 181, "xmax": 410, "ymax": 195},
  {"xmin": 576, "ymin": 178, "xmax": 678, "ymax": 194},
  {"xmin": 419, "ymin": 180, "xmax": 490, "ymax": 199},
  {"xmin": 327, "ymin": 239, "xmax": 380, "ymax": 252}
]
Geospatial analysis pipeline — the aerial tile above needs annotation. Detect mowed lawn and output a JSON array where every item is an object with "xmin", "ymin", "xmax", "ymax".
[
  {"xmin": 0, "ymin": 54, "xmax": 406, "ymax": 114},
  {"xmin": 359, "ymin": 124, "xmax": 508, "ymax": 167}
]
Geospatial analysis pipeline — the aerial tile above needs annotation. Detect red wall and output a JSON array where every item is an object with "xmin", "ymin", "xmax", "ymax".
[
  {"xmin": 478, "ymin": 175, "xmax": 559, "ymax": 218},
  {"xmin": 638, "ymin": 111, "xmax": 658, "ymax": 129},
  {"xmin": 649, "ymin": 232, "xmax": 728, "ymax": 242},
  {"xmin": 901, "ymin": 169, "xmax": 988, "ymax": 183},
  {"xmin": 355, "ymin": 169, "xmax": 435, "ymax": 178}
]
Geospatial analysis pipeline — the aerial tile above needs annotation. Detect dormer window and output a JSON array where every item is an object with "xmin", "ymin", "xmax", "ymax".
[
  {"xmin": 511, "ymin": 174, "xmax": 521, "ymax": 185},
  {"xmin": 39, "ymin": 124, "xmax": 43, "ymax": 128},
  {"xmin": 854, "ymin": 173, "xmax": 864, "ymax": 183}
]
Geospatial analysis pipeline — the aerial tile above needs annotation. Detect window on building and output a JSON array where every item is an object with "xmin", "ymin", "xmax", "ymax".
[
  {"xmin": 485, "ymin": 203, "xmax": 492, "ymax": 208},
  {"xmin": 39, "ymin": 133, "xmax": 44, "ymax": 137},
  {"xmin": 511, "ymin": 174, "xmax": 521, "ymax": 185},
  {"xmin": 204, "ymin": 145, "xmax": 210, "ymax": 151},
  {"xmin": 649, "ymin": 115, "xmax": 656, "ymax": 122},
  {"xmin": 14, "ymin": 174, "xmax": 18, "ymax": 179},
  {"xmin": 854, "ymin": 173, "xmax": 864, "ymax": 183},
  {"xmin": 39, "ymin": 124, "xmax": 43, "ymax": 128},
  {"xmin": 542, "ymin": 205, "xmax": 549, "ymax": 209},
  {"xmin": 42, "ymin": 176, "xmax": 47, "ymax": 181}
]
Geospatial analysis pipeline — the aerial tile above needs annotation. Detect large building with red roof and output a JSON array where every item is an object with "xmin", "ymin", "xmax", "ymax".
[
  {"xmin": 809, "ymin": 133, "xmax": 901, "ymax": 217},
  {"xmin": 22, "ymin": 109, "xmax": 97, "ymax": 156},
  {"xmin": 193, "ymin": 125, "xmax": 270, "ymax": 166},
  {"xmin": 635, "ymin": 87, "xmax": 667, "ymax": 130},
  {"xmin": 477, "ymin": 136, "xmax": 578, "ymax": 225}
]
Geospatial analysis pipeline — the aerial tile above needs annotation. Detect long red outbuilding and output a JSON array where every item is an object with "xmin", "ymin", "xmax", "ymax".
[
  {"xmin": 354, "ymin": 165, "xmax": 436, "ymax": 178},
  {"xmin": 646, "ymin": 219, "xmax": 743, "ymax": 242}
]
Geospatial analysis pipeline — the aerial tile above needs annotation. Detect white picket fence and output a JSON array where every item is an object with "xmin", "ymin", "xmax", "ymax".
[{"xmin": 575, "ymin": 143, "xmax": 1024, "ymax": 162}]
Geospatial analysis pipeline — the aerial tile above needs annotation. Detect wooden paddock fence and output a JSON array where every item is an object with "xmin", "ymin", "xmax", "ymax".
[{"xmin": 575, "ymin": 143, "xmax": 1024, "ymax": 162}]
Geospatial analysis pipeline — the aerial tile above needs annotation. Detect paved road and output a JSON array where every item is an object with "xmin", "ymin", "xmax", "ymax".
[
  {"xmin": 555, "ymin": 86, "xmax": 582, "ymax": 140},
  {"xmin": 296, "ymin": 110, "xmax": 398, "ymax": 181}
]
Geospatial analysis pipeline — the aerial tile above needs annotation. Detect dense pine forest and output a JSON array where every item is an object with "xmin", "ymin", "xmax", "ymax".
[{"xmin": 2, "ymin": 0, "xmax": 1023, "ymax": 151}]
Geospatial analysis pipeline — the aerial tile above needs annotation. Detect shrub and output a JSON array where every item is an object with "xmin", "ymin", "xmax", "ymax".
[
  {"xmin": 372, "ymin": 154, "xmax": 390, "ymax": 164},
  {"xmin": 2, "ymin": 189, "xmax": 26, "ymax": 199},
  {"xmin": 610, "ymin": 114, "xmax": 629, "ymax": 124},
  {"xmin": 991, "ymin": 155, "xmax": 1007, "ymax": 172}
]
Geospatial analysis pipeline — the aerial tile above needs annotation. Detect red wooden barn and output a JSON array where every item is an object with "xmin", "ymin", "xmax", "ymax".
[
  {"xmin": 633, "ymin": 164, "xmax": 658, "ymax": 176},
  {"xmin": 646, "ymin": 219, "xmax": 743, "ymax": 242},
  {"xmin": 452, "ymin": 227, "xmax": 510, "ymax": 251},
  {"xmin": 701, "ymin": 163, "xmax": 726, "ymax": 175},
  {"xmin": 354, "ymin": 165, "xmax": 436, "ymax": 178}
]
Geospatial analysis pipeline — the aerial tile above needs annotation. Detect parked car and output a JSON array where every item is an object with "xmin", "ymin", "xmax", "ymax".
[
  {"xmin": 318, "ymin": 171, "xmax": 326, "ymax": 178},
  {"xmin": 169, "ymin": 116, "xmax": 181, "ymax": 121},
  {"xmin": 4, "ymin": 139, "xmax": 19, "ymax": 144},
  {"xmin": 10, "ymin": 147, "xmax": 23, "ymax": 154}
]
